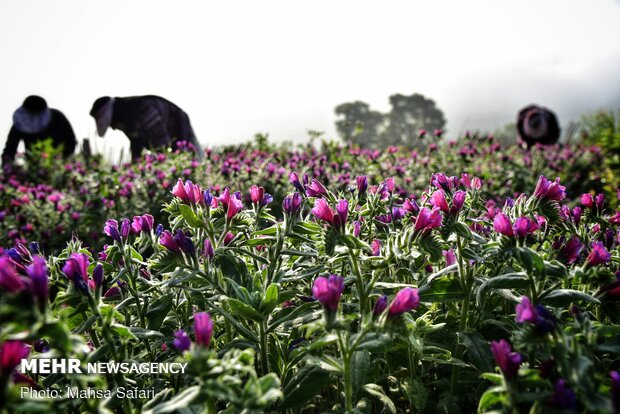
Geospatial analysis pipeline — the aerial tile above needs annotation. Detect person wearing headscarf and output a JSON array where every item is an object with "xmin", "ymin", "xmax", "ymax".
[
  {"xmin": 2, "ymin": 95, "xmax": 76, "ymax": 166},
  {"xmin": 90, "ymin": 95, "xmax": 201, "ymax": 160},
  {"xmin": 516, "ymin": 104, "xmax": 560, "ymax": 149}
]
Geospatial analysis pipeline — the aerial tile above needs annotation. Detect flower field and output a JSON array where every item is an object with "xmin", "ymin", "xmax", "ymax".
[{"xmin": 2, "ymin": 135, "xmax": 620, "ymax": 413}]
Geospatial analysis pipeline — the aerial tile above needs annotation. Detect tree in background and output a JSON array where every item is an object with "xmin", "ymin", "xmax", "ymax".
[
  {"xmin": 334, "ymin": 93, "xmax": 446, "ymax": 149},
  {"xmin": 334, "ymin": 101, "xmax": 385, "ymax": 148}
]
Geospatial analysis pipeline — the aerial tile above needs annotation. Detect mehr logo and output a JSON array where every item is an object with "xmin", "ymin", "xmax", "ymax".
[{"xmin": 20, "ymin": 359, "xmax": 187, "ymax": 374}]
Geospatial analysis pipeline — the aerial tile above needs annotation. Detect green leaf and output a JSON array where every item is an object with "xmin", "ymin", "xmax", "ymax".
[
  {"xmin": 143, "ymin": 385, "xmax": 202, "ymax": 414},
  {"xmin": 110, "ymin": 323, "xmax": 138, "ymax": 341},
  {"xmin": 260, "ymin": 283, "xmax": 279, "ymax": 315},
  {"xmin": 540, "ymin": 289, "xmax": 600, "ymax": 307},
  {"xmin": 477, "ymin": 386, "xmax": 507, "ymax": 413},
  {"xmin": 226, "ymin": 298, "xmax": 263, "ymax": 323},
  {"xmin": 476, "ymin": 273, "xmax": 529, "ymax": 305},
  {"xmin": 351, "ymin": 349, "xmax": 371, "ymax": 399},
  {"xmin": 145, "ymin": 294, "xmax": 173, "ymax": 331},
  {"xmin": 178, "ymin": 204, "xmax": 205, "ymax": 228},
  {"xmin": 279, "ymin": 361, "xmax": 332, "ymax": 410},
  {"xmin": 361, "ymin": 384, "xmax": 396, "ymax": 414},
  {"xmin": 418, "ymin": 276, "xmax": 464, "ymax": 303},
  {"xmin": 129, "ymin": 327, "xmax": 165, "ymax": 339}
]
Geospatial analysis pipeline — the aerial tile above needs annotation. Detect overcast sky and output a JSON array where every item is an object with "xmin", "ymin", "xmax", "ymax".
[{"xmin": 1, "ymin": 0, "xmax": 620, "ymax": 158}]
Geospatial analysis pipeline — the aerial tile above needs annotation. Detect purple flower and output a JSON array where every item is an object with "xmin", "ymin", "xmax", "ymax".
[
  {"xmin": 92, "ymin": 264, "xmax": 104, "ymax": 289},
  {"xmin": 306, "ymin": 179, "xmax": 328, "ymax": 198},
  {"xmin": 120, "ymin": 218, "xmax": 131, "ymax": 239},
  {"xmin": 353, "ymin": 221, "xmax": 361, "ymax": 237},
  {"xmin": 289, "ymin": 172, "xmax": 305, "ymax": 193},
  {"xmin": 414, "ymin": 207, "xmax": 443, "ymax": 234},
  {"xmin": 333, "ymin": 199, "xmax": 348, "ymax": 230},
  {"xmin": 547, "ymin": 379, "xmax": 576, "ymax": 410},
  {"xmin": 131, "ymin": 214, "xmax": 154, "ymax": 234},
  {"xmin": 515, "ymin": 296, "xmax": 537, "ymax": 323},
  {"xmin": 155, "ymin": 224, "xmax": 164, "ymax": 237},
  {"xmin": 312, "ymin": 275, "xmax": 345, "ymax": 311},
  {"xmin": 250, "ymin": 185, "xmax": 271, "ymax": 206},
  {"xmin": 443, "ymin": 249, "xmax": 457, "ymax": 266},
  {"xmin": 160, "ymin": 230, "xmax": 181, "ymax": 254},
  {"xmin": 513, "ymin": 217, "xmax": 538, "ymax": 238},
  {"xmin": 62, "ymin": 253, "xmax": 90, "ymax": 295},
  {"xmin": 103, "ymin": 219, "xmax": 121, "ymax": 242},
  {"xmin": 461, "ymin": 173, "xmax": 481, "ymax": 190},
  {"xmin": 174, "ymin": 230, "xmax": 195, "ymax": 255},
  {"xmin": 223, "ymin": 232, "xmax": 235, "ymax": 246},
  {"xmin": 219, "ymin": 188, "xmax": 244, "ymax": 219},
  {"xmin": 194, "ymin": 312, "xmax": 214, "ymax": 348},
  {"xmin": 371, "ymin": 240, "xmax": 381, "ymax": 256},
  {"xmin": 586, "ymin": 242, "xmax": 611, "ymax": 267},
  {"xmin": 0, "ymin": 256, "xmax": 25, "ymax": 293},
  {"xmin": 283, "ymin": 192, "xmax": 302, "ymax": 217},
  {"xmin": 203, "ymin": 239, "xmax": 214, "ymax": 261},
  {"xmin": 595, "ymin": 193, "xmax": 605, "ymax": 210},
  {"xmin": 312, "ymin": 199, "xmax": 335, "ymax": 224},
  {"xmin": 356, "ymin": 175, "xmax": 368, "ymax": 195},
  {"xmin": 558, "ymin": 236, "xmax": 583, "ymax": 264},
  {"xmin": 388, "ymin": 288, "xmax": 420, "ymax": 317},
  {"xmin": 171, "ymin": 179, "xmax": 202, "ymax": 204},
  {"xmin": 403, "ymin": 199, "xmax": 420, "ymax": 215},
  {"xmin": 374, "ymin": 295, "xmax": 388, "ymax": 315},
  {"xmin": 581, "ymin": 193, "xmax": 594, "ymax": 208},
  {"xmin": 533, "ymin": 176, "xmax": 565, "ymax": 201},
  {"xmin": 26, "ymin": 256, "xmax": 48, "ymax": 309},
  {"xmin": 611, "ymin": 371, "xmax": 620, "ymax": 413},
  {"xmin": 490, "ymin": 340, "xmax": 521, "ymax": 381},
  {"xmin": 493, "ymin": 213, "xmax": 514, "ymax": 237},
  {"xmin": 0, "ymin": 340, "xmax": 30, "ymax": 377},
  {"xmin": 430, "ymin": 190, "xmax": 450, "ymax": 213},
  {"xmin": 173, "ymin": 330, "xmax": 191, "ymax": 352},
  {"xmin": 203, "ymin": 189, "xmax": 213, "ymax": 206}
]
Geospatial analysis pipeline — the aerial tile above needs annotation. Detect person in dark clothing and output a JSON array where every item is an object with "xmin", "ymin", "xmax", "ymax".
[
  {"xmin": 517, "ymin": 104, "xmax": 560, "ymax": 149},
  {"xmin": 90, "ymin": 95, "xmax": 202, "ymax": 160},
  {"xmin": 2, "ymin": 95, "xmax": 76, "ymax": 166}
]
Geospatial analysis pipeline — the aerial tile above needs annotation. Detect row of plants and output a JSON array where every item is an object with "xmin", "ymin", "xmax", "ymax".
[
  {"xmin": 2, "ymin": 167, "xmax": 620, "ymax": 412},
  {"xmin": 0, "ymin": 133, "xmax": 612, "ymax": 254}
]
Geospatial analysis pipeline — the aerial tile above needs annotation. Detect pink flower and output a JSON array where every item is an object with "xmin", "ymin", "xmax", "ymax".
[
  {"xmin": 388, "ymin": 288, "xmax": 420, "ymax": 317},
  {"xmin": 414, "ymin": 207, "xmax": 443, "ymax": 233},
  {"xmin": 312, "ymin": 275, "xmax": 345, "ymax": 311},
  {"xmin": 490, "ymin": 340, "xmax": 521, "ymax": 381},
  {"xmin": 586, "ymin": 242, "xmax": 610, "ymax": 267},
  {"xmin": 533, "ymin": 176, "xmax": 565, "ymax": 201},
  {"xmin": 171, "ymin": 179, "xmax": 203, "ymax": 204},
  {"xmin": 193, "ymin": 312, "xmax": 214, "ymax": 348},
  {"xmin": 219, "ymin": 188, "xmax": 244, "ymax": 219},
  {"xmin": 493, "ymin": 213, "xmax": 513, "ymax": 237},
  {"xmin": 513, "ymin": 217, "xmax": 539, "ymax": 238},
  {"xmin": 515, "ymin": 296, "xmax": 537, "ymax": 323},
  {"xmin": 312, "ymin": 199, "xmax": 335, "ymax": 224}
]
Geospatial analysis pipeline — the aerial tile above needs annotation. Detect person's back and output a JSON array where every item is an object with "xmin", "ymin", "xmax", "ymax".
[
  {"xmin": 2, "ymin": 95, "xmax": 76, "ymax": 166},
  {"xmin": 90, "ymin": 95, "xmax": 201, "ymax": 160}
]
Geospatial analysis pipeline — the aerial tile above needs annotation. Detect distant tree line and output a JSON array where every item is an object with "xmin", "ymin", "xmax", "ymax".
[{"xmin": 334, "ymin": 92, "xmax": 446, "ymax": 149}]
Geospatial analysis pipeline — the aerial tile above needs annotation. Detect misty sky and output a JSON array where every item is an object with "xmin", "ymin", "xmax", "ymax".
[{"xmin": 1, "ymin": 0, "xmax": 620, "ymax": 158}]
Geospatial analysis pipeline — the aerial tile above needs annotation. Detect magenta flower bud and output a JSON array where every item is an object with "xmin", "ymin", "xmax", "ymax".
[
  {"xmin": 171, "ymin": 178, "xmax": 189, "ymax": 201},
  {"xmin": 493, "ymin": 213, "xmax": 514, "ymax": 237},
  {"xmin": 373, "ymin": 295, "xmax": 388, "ymax": 315},
  {"xmin": 93, "ymin": 264, "xmax": 104, "ymax": 289},
  {"xmin": 193, "ymin": 312, "xmax": 214, "ymax": 348},
  {"xmin": 0, "ymin": 256, "xmax": 25, "ymax": 293},
  {"xmin": 414, "ymin": 207, "xmax": 443, "ymax": 234},
  {"xmin": 533, "ymin": 176, "xmax": 565, "ymax": 201},
  {"xmin": 120, "ymin": 218, "xmax": 131, "ymax": 239},
  {"xmin": 384, "ymin": 177, "xmax": 395, "ymax": 192},
  {"xmin": 62, "ymin": 253, "xmax": 90, "ymax": 295},
  {"xmin": 223, "ymin": 232, "xmax": 235, "ymax": 246},
  {"xmin": 461, "ymin": 173, "xmax": 481, "ymax": 190},
  {"xmin": 203, "ymin": 239, "xmax": 214, "ymax": 261},
  {"xmin": 547, "ymin": 379, "xmax": 576, "ymax": 411},
  {"xmin": 0, "ymin": 340, "xmax": 30, "ymax": 377},
  {"xmin": 306, "ymin": 179, "xmax": 328, "ymax": 198},
  {"xmin": 103, "ymin": 286, "xmax": 121, "ymax": 299},
  {"xmin": 558, "ymin": 236, "xmax": 583, "ymax": 264},
  {"xmin": 430, "ymin": 190, "xmax": 450, "ymax": 213},
  {"xmin": 490, "ymin": 340, "xmax": 521, "ymax": 381},
  {"xmin": 160, "ymin": 230, "xmax": 181, "ymax": 254},
  {"xmin": 311, "ymin": 198, "xmax": 335, "ymax": 224},
  {"xmin": 283, "ymin": 192, "xmax": 302, "ymax": 217},
  {"xmin": 103, "ymin": 219, "xmax": 121, "ymax": 242},
  {"xmin": 312, "ymin": 275, "xmax": 345, "ymax": 312},
  {"xmin": 173, "ymin": 329, "xmax": 191, "ymax": 352},
  {"xmin": 171, "ymin": 179, "xmax": 203, "ymax": 204},
  {"xmin": 250, "ymin": 185, "xmax": 265, "ymax": 205},
  {"xmin": 452, "ymin": 190, "xmax": 466, "ymax": 213},
  {"xmin": 595, "ymin": 193, "xmax": 605, "ymax": 210},
  {"xmin": 388, "ymin": 287, "xmax": 420, "ymax": 317},
  {"xmin": 581, "ymin": 193, "xmax": 594, "ymax": 208},
  {"xmin": 26, "ymin": 256, "xmax": 48, "ymax": 309},
  {"xmin": 443, "ymin": 249, "xmax": 457, "ymax": 266},
  {"xmin": 356, "ymin": 175, "xmax": 368, "ymax": 195},
  {"xmin": 371, "ymin": 240, "xmax": 381, "ymax": 256},
  {"xmin": 586, "ymin": 242, "xmax": 611, "ymax": 267},
  {"xmin": 219, "ymin": 188, "xmax": 244, "ymax": 219},
  {"xmin": 174, "ymin": 230, "xmax": 195, "ymax": 256},
  {"xmin": 289, "ymin": 172, "xmax": 305, "ymax": 193},
  {"xmin": 513, "ymin": 217, "xmax": 538, "ymax": 238},
  {"xmin": 403, "ymin": 198, "xmax": 419, "ymax": 214},
  {"xmin": 203, "ymin": 189, "xmax": 213, "ymax": 206},
  {"xmin": 353, "ymin": 221, "xmax": 361, "ymax": 237},
  {"xmin": 333, "ymin": 199, "xmax": 349, "ymax": 230},
  {"xmin": 515, "ymin": 296, "xmax": 537, "ymax": 323}
]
